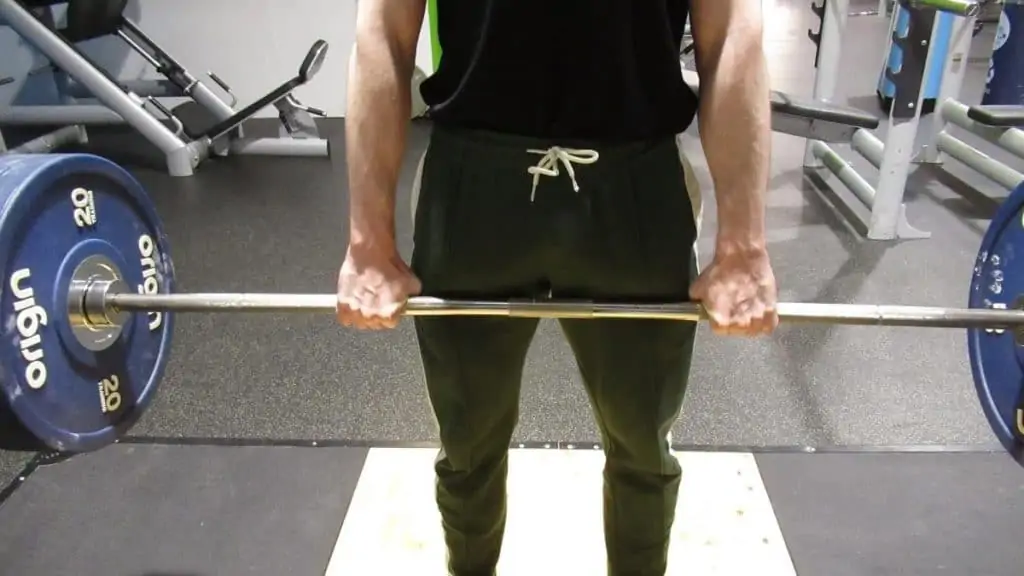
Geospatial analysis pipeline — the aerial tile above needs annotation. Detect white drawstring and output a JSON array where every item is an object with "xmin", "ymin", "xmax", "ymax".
[{"xmin": 526, "ymin": 147, "xmax": 599, "ymax": 202}]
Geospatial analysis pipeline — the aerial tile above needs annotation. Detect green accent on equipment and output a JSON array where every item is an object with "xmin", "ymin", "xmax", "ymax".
[{"xmin": 428, "ymin": 0, "xmax": 441, "ymax": 71}]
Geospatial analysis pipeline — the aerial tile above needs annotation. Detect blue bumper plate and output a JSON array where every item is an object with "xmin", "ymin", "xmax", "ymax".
[
  {"xmin": 969, "ymin": 181, "xmax": 1024, "ymax": 465},
  {"xmin": 0, "ymin": 154, "xmax": 174, "ymax": 452}
]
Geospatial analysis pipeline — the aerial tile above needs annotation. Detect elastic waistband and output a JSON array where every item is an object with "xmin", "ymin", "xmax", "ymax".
[{"xmin": 429, "ymin": 123, "xmax": 675, "ymax": 158}]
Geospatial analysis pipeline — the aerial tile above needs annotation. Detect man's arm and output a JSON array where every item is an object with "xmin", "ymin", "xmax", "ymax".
[
  {"xmin": 689, "ymin": 0, "xmax": 770, "ymax": 255},
  {"xmin": 346, "ymin": 0, "xmax": 426, "ymax": 253}
]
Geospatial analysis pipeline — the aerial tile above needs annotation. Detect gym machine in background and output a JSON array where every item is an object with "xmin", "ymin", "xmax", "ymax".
[
  {"xmin": 0, "ymin": 75, "xmax": 88, "ymax": 155},
  {"xmin": 804, "ymin": 0, "xmax": 980, "ymax": 240},
  {"xmin": 916, "ymin": 1, "xmax": 1024, "ymax": 193},
  {"xmin": 679, "ymin": 59, "xmax": 880, "ymax": 161},
  {"xmin": 0, "ymin": 0, "xmax": 332, "ymax": 177}
]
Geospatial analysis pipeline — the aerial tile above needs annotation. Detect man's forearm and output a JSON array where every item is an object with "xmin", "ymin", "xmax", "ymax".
[
  {"xmin": 345, "ymin": 39, "xmax": 414, "ymax": 251},
  {"xmin": 697, "ymin": 35, "xmax": 771, "ymax": 253}
]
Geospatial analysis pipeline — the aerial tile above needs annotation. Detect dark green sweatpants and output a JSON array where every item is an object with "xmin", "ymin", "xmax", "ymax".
[{"xmin": 411, "ymin": 126, "xmax": 699, "ymax": 576}]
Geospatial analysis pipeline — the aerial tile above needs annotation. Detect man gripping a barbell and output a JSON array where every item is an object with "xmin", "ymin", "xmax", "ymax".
[{"xmin": 336, "ymin": 0, "xmax": 778, "ymax": 574}]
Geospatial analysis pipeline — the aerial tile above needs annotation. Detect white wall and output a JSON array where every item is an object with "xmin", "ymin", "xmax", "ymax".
[
  {"xmin": 0, "ymin": 0, "xmax": 359, "ymax": 117},
  {"xmin": 415, "ymin": 11, "xmax": 435, "ymax": 75}
]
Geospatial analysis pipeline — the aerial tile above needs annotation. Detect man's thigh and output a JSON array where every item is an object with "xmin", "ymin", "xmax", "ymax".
[{"xmin": 549, "ymin": 137, "xmax": 701, "ymax": 450}]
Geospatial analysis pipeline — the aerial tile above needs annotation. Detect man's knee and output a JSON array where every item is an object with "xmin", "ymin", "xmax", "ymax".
[
  {"xmin": 435, "ymin": 415, "xmax": 517, "ymax": 474},
  {"xmin": 603, "ymin": 424, "xmax": 679, "ymax": 477},
  {"xmin": 593, "ymin": 361, "xmax": 689, "ymax": 475}
]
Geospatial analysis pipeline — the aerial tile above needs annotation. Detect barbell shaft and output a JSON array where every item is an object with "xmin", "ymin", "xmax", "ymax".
[{"xmin": 100, "ymin": 290, "xmax": 1024, "ymax": 330}]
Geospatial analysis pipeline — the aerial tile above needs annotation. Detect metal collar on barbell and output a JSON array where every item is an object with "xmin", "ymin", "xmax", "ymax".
[{"xmin": 67, "ymin": 254, "xmax": 130, "ymax": 350}]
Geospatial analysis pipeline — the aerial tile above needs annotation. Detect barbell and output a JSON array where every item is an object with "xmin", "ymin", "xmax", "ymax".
[{"xmin": 1, "ymin": 153, "xmax": 1023, "ymax": 465}]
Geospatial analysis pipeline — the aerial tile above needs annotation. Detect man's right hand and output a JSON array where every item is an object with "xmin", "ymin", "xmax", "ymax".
[
  {"xmin": 340, "ymin": 0, "xmax": 426, "ymax": 329},
  {"xmin": 336, "ymin": 243, "xmax": 422, "ymax": 330}
]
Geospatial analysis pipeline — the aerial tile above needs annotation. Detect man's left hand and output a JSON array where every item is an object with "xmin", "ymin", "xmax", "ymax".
[{"xmin": 689, "ymin": 246, "xmax": 779, "ymax": 336}]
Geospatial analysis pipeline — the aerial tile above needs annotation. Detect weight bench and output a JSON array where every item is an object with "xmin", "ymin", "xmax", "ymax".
[
  {"xmin": 967, "ymin": 105, "xmax": 1024, "ymax": 128},
  {"xmin": 770, "ymin": 90, "xmax": 880, "ymax": 142},
  {"xmin": 0, "ymin": 0, "xmax": 331, "ymax": 176},
  {"xmin": 682, "ymin": 68, "xmax": 881, "ymax": 143}
]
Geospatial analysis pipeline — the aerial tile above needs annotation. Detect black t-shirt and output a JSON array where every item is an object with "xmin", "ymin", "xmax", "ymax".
[{"xmin": 419, "ymin": 0, "xmax": 699, "ymax": 143}]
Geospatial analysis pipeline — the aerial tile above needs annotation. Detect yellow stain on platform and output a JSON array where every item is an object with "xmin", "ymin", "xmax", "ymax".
[{"xmin": 324, "ymin": 448, "xmax": 796, "ymax": 575}]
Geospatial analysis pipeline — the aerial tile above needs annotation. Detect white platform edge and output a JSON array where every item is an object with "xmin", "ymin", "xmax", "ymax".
[{"xmin": 324, "ymin": 448, "xmax": 797, "ymax": 575}]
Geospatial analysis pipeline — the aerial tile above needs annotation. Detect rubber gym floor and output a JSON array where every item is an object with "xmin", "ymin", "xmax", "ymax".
[{"xmin": 3, "ymin": 3, "xmax": 1024, "ymax": 575}]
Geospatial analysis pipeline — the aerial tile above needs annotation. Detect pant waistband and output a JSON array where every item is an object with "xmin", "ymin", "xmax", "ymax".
[{"xmin": 429, "ymin": 123, "xmax": 674, "ymax": 159}]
